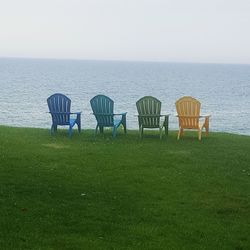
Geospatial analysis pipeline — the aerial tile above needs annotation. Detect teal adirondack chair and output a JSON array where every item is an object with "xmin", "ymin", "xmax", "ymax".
[
  {"xmin": 90, "ymin": 95, "xmax": 127, "ymax": 137},
  {"xmin": 136, "ymin": 96, "xmax": 169, "ymax": 139}
]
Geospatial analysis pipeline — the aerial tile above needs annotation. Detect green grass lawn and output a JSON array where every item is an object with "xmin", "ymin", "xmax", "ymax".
[{"xmin": 0, "ymin": 126, "xmax": 249, "ymax": 250}]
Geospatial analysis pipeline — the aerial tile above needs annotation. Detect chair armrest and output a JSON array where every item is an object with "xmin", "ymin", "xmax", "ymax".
[
  {"xmin": 200, "ymin": 114, "xmax": 211, "ymax": 118},
  {"xmin": 137, "ymin": 114, "xmax": 162, "ymax": 117},
  {"xmin": 176, "ymin": 115, "xmax": 201, "ymax": 118},
  {"xmin": 92, "ymin": 113, "xmax": 114, "ymax": 116},
  {"xmin": 114, "ymin": 112, "xmax": 127, "ymax": 116},
  {"xmin": 48, "ymin": 112, "xmax": 70, "ymax": 115},
  {"xmin": 48, "ymin": 112, "xmax": 81, "ymax": 115},
  {"xmin": 176, "ymin": 115, "xmax": 210, "ymax": 118},
  {"xmin": 71, "ymin": 112, "xmax": 82, "ymax": 115},
  {"xmin": 92, "ymin": 113, "xmax": 127, "ymax": 117},
  {"xmin": 137, "ymin": 114, "xmax": 170, "ymax": 118}
]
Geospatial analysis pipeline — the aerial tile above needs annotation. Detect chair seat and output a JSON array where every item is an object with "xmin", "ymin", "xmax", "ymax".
[
  {"xmin": 199, "ymin": 122, "xmax": 205, "ymax": 129},
  {"xmin": 114, "ymin": 117, "xmax": 122, "ymax": 127},
  {"xmin": 70, "ymin": 118, "xmax": 77, "ymax": 126},
  {"xmin": 140, "ymin": 116, "xmax": 166, "ymax": 128},
  {"xmin": 199, "ymin": 118, "xmax": 207, "ymax": 129}
]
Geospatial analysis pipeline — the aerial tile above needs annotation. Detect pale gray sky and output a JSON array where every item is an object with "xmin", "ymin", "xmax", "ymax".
[{"xmin": 0, "ymin": 0, "xmax": 250, "ymax": 64}]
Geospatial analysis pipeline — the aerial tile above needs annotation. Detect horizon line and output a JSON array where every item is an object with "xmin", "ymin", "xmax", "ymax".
[{"xmin": 0, "ymin": 56, "xmax": 250, "ymax": 66}]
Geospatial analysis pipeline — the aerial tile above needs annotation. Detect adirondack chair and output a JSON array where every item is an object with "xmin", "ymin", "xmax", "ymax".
[
  {"xmin": 175, "ymin": 96, "xmax": 210, "ymax": 140},
  {"xmin": 47, "ymin": 93, "xmax": 81, "ymax": 137},
  {"xmin": 90, "ymin": 95, "xmax": 127, "ymax": 137},
  {"xmin": 136, "ymin": 96, "xmax": 169, "ymax": 139}
]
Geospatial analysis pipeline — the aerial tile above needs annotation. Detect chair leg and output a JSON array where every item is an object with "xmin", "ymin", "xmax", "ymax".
[
  {"xmin": 177, "ymin": 128, "xmax": 181, "ymax": 140},
  {"xmin": 160, "ymin": 127, "xmax": 163, "ymax": 139},
  {"xmin": 50, "ymin": 125, "xmax": 54, "ymax": 135},
  {"xmin": 205, "ymin": 125, "xmax": 209, "ymax": 137},
  {"xmin": 50, "ymin": 125, "xmax": 57, "ymax": 135},
  {"xmin": 100, "ymin": 126, "xmax": 104, "ymax": 134},
  {"xmin": 205, "ymin": 117, "xmax": 209, "ymax": 137},
  {"xmin": 123, "ymin": 124, "xmax": 127, "ymax": 134},
  {"xmin": 164, "ymin": 116, "xmax": 169, "ymax": 136},
  {"xmin": 95, "ymin": 125, "xmax": 99, "ymax": 137},
  {"xmin": 139, "ymin": 126, "xmax": 143, "ymax": 138},
  {"xmin": 164, "ymin": 126, "xmax": 168, "ymax": 136},
  {"xmin": 198, "ymin": 129, "xmax": 202, "ymax": 141},
  {"xmin": 206, "ymin": 128, "xmax": 209, "ymax": 137},
  {"xmin": 112, "ymin": 127, "xmax": 117, "ymax": 138},
  {"xmin": 122, "ymin": 115, "xmax": 127, "ymax": 134},
  {"xmin": 77, "ymin": 121, "xmax": 81, "ymax": 133},
  {"xmin": 180, "ymin": 128, "xmax": 184, "ymax": 136},
  {"xmin": 77, "ymin": 114, "xmax": 81, "ymax": 133},
  {"xmin": 68, "ymin": 126, "xmax": 73, "ymax": 137}
]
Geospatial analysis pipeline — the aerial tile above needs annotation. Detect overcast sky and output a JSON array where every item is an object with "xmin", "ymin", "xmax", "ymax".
[{"xmin": 0, "ymin": 0, "xmax": 250, "ymax": 64}]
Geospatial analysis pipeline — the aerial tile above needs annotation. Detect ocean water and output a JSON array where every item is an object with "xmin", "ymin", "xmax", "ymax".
[{"xmin": 0, "ymin": 58, "xmax": 250, "ymax": 135}]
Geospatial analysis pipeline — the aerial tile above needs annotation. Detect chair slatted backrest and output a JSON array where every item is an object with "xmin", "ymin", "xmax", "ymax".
[
  {"xmin": 47, "ymin": 93, "xmax": 71, "ymax": 125},
  {"xmin": 175, "ymin": 96, "xmax": 201, "ymax": 128},
  {"xmin": 90, "ymin": 95, "xmax": 114, "ymax": 126},
  {"xmin": 136, "ymin": 96, "xmax": 161, "ymax": 128}
]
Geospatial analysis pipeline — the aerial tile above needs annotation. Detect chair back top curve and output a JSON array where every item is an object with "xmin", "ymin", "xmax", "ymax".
[
  {"xmin": 136, "ymin": 96, "xmax": 162, "ymax": 127},
  {"xmin": 47, "ymin": 93, "xmax": 71, "ymax": 125},
  {"xmin": 136, "ymin": 96, "xmax": 161, "ymax": 115},
  {"xmin": 90, "ymin": 95, "xmax": 114, "ymax": 126},
  {"xmin": 175, "ymin": 96, "xmax": 201, "ymax": 128}
]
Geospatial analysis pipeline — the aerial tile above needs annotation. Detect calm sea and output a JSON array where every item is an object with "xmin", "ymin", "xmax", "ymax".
[{"xmin": 0, "ymin": 58, "xmax": 250, "ymax": 135}]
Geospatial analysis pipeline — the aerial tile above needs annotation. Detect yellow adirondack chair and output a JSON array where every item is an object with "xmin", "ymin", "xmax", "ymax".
[{"xmin": 175, "ymin": 96, "xmax": 210, "ymax": 140}]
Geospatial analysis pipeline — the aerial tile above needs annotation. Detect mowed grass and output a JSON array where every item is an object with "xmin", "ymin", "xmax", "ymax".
[{"xmin": 0, "ymin": 126, "xmax": 249, "ymax": 250}]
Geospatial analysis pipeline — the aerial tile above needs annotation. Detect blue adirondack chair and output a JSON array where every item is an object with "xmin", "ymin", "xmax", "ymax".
[
  {"xmin": 47, "ymin": 93, "xmax": 81, "ymax": 137},
  {"xmin": 90, "ymin": 95, "xmax": 127, "ymax": 137}
]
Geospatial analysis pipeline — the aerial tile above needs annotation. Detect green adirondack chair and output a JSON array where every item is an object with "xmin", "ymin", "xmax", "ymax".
[{"xmin": 136, "ymin": 96, "xmax": 169, "ymax": 139}]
